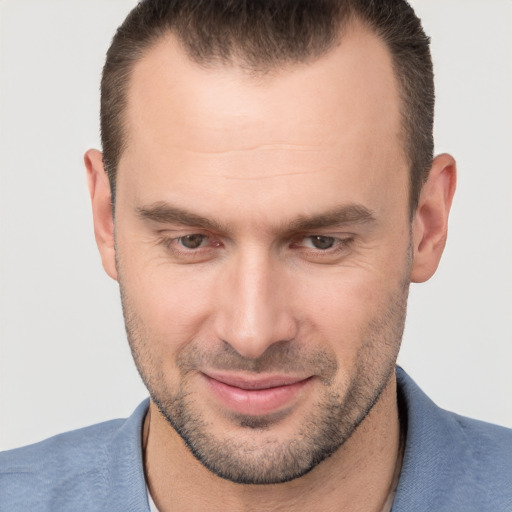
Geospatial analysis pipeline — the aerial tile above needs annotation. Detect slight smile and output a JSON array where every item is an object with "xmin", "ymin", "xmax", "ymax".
[{"xmin": 202, "ymin": 372, "xmax": 314, "ymax": 416}]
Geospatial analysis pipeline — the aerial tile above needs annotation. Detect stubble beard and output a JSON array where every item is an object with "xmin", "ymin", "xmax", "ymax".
[{"xmin": 117, "ymin": 243, "xmax": 411, "ymax": 484}]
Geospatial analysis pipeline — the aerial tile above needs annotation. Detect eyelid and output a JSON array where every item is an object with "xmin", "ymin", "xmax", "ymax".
[
  {"xmin": 157, "ymin": 231, "xmax": 223, "ymax": 261},
  {"xmin": 156, "ymin": 229, "xmax": 355, "ymax": 263},
  {"xmin": 177, "ymin": 233, "xmax": 209, "ymax": 249},
  {"xmin": 290, "ymin": 234, "xmax": 355, "ymax": 261},
  {"xmin": 292, "ymin": 233, "xmax": 354, "ymax": 246},
  {"xmin": 160, "ymin": 233, "xmax": 214, "ymax": 246}
]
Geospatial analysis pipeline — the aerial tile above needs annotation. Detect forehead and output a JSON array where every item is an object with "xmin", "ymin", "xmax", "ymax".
[
  {"xmin": 118, "ymin": 21, "xmax": 406, "ymax": 222},
  {"xmin": 125, "ymin": 22, "xmax": 401, "ymax": 148}
]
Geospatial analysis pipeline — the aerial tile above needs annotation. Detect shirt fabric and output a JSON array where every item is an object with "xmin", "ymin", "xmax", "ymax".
[{"xmin": 1, "ymin": 367, "xmax": 511, "ymax": 511}]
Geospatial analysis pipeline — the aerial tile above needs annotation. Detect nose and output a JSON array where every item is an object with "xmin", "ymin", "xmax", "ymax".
[{"xmin": 214, "ymin": 248, "xmax": 298, "ymax": 359}]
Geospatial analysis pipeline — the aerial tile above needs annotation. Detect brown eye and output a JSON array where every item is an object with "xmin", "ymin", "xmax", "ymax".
[
  {"xmin": 179, "ymin": 234, "xmax": 206, "ymax": 249},
  {"xmin": 309, "ymin": 236, "xmax": 335, "ymax": 249}
]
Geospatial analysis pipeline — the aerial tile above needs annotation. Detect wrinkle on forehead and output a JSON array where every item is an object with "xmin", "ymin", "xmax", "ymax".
[
  {"xmin": 196, "ymin": 170, "xmax": 327, "ymax": 182},
  {"xmin": 175, "ymin": 143, "xmax": 328, "ymax": 155},
  {"xmin": 155, "ymin": 147, "xmax": 353, "ymax": 182}
]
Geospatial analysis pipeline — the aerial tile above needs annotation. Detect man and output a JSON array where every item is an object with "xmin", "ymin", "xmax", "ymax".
[{"xmin": 1, "ymin": 1, "xmax": 510, "ymax": 510}]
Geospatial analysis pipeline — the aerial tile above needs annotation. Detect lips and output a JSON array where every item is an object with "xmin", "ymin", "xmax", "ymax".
[{"xmin": 202, "ymin": 371, "xmax": 312, "ymax": 416}]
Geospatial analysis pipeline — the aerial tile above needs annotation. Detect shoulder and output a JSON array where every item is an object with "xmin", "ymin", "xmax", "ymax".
[
  {"xmin": 437, "ymin": 407, "xmax": 512, "ymax": 494},
  {"xmin": 0, "ymin": 417, "xmax": 124, "ymax": 470},
  {"xmin": 394, "ymin": 368, "xmax": 512, "ymax": 512},
  {"xmin": 0, "ymin": 400, "xmax": 150, "ymax": 512},
  {"xmin": 447, "ymin": 408, "xmax": 512, "ymax": 459}
]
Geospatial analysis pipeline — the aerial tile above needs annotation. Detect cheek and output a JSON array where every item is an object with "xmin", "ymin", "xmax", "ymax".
[
  {"xmin": 292, "ymin": 269, "xmax": 391, "ymax": 352},
  {"xmin": 118, "ymin": 248, "xmax": 220, "ymax": 353}
]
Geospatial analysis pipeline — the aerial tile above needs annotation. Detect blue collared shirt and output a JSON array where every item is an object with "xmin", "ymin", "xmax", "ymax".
[{"xmin": 1, "ymin": 368, "xmax": 511, "ymax": 511}]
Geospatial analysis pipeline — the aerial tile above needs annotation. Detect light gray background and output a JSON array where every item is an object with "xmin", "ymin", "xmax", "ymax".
[{"xmin": 1, "ymin": 0, "xmax": 511, "ymax": 451}]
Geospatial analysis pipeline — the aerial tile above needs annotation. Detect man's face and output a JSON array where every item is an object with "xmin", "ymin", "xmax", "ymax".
[{"xmin": 114, "ymin": 25, "xmax": 412, "ymax": 484}]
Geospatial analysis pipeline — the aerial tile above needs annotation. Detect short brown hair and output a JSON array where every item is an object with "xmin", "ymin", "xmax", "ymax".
[{"xmin": 101, "ymin": 0, "xmax": 433, "ymax": 215}]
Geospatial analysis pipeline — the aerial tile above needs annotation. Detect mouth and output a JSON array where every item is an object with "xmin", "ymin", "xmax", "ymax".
[{"xmin": 201, "ymin": 371, "xmax": 313, "ymax": 416}]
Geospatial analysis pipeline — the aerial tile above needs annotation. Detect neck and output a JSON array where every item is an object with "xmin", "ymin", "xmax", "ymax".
[{"xmin": 144, "ymin": 373, "xmax": 403, "ymax": 512}]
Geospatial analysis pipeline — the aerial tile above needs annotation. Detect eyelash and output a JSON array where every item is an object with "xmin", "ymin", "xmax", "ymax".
[
  {"xmin": 291, "ymin": 235, "xmax": 354, "ymax": 256},
  {"xmin": 157, "ymin": 233, "xmax": 354, "ymax": 261},
  {"xmin": 158, "ymin": 234, "xmax": 220, "ymax": 257}
]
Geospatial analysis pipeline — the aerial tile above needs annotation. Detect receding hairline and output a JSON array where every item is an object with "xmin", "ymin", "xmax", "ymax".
[
  {"xmin": 118, "ymin": 16, "xmax": 405, "ymax": 163},
  {"xmin": 134, "ymin": 13, "xmax": 397, "ymax": 75},
  {"xmin": 102, "ymin": 1, "xmax": 433, "ymax": 217}
]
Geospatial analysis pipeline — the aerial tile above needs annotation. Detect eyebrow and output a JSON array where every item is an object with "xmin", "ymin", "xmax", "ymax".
[
  {"xmin": 136, "ymin": 202, "xmax": 375, "ymax": 234},
  {"xmin": 286, "ymin": 205, "xmax": 376, "ymax": 232},
  {"xmin": 137, "ymin": 202, "xmax": 228, "ymax": 233}
]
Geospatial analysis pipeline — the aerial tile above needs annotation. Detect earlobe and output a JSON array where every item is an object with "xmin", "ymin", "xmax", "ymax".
[
  {"xmin": 84, "ymin": 149, "xmax": 118, "ymax": 281},
  {"xmin": 410, "ymin": 153, "xmax": 457, "ymax": 283}
]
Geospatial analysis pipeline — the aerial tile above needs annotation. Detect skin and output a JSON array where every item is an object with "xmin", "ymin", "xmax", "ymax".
[{"xmin": 86, "ymin": 21, "xmax": 456, "ymax": 512}]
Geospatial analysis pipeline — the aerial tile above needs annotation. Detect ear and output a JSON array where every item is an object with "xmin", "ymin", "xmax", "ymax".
[
  {"xmin": 410, "ymin": 153, "xmax": 457, "ymax": 283},
  {"xmin": 84, "ymin": 149, "xmax": 118, "ymax": 281}
]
